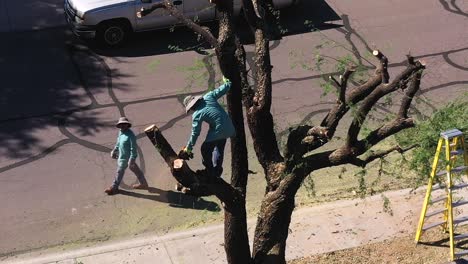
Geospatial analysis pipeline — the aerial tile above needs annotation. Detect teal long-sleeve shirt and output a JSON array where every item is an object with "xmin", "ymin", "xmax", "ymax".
[
  {"xmin": 114, "ymin": 129, "xmax": 138, "ymax": 165},
  {"xmin": 186, "ymin": 81, "xmax": 236, "ymax": 150}
]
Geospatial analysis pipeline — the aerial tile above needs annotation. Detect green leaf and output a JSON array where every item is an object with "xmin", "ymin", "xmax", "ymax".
[
  {"xmin": 395, "ymin": 94, "xmax": 468, "ymax": 181},
  {"xmin": 147, "ymin": 59, "xmax": 161, "ymax": 72}
]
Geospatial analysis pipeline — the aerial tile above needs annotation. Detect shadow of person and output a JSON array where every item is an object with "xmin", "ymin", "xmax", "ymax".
[{"xmin": 118, "ymin": 187, "xmax": 221, "ymax": 212}]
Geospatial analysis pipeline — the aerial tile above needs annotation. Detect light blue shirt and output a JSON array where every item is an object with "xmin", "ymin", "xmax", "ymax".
[
  {"xmin": 186, "ymin": 82, "xmax": 236, "ymax": 150},
  {"xmin": 114, "ymin": 129, "xmax": 138, "ymax": 166}
]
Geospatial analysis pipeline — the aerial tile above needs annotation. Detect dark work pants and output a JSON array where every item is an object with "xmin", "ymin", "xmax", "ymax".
[{"xmin": 201, "ymin": 138, "xmax": 227, "ymax": 178}]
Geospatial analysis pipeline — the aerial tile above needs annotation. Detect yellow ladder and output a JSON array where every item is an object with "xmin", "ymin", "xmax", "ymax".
[{"xmin": 415, "ymin": 129, "xmax": 468, "ymax": 260}]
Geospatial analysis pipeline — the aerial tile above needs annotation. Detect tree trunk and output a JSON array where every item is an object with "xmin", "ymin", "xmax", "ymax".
[
  {"xmin": 216, "ymin": 2, "xmax": 252, "ymax": 263},
  {"xmin": 224, "ymin": 205, "xmax": 252, "ymax": 264},
  {"xmin": 222, "ymin": 57, "xmax": 252, "ymax": 263},
  {"xmin": 252, "ymin": 180, "xmax": 295, "ymax": 264},
  {"xmin": 223, "ymin": 73, "xmax": 252, "ymax": 263},
  {"xmin": 140, "ymin": 3, "xmax": 426, "ymax": 264}
]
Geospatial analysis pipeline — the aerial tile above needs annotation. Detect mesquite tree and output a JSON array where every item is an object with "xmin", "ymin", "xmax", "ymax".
[{"xmin": 140, "ymin": 1, "xmax": 425, "ymax": 263}]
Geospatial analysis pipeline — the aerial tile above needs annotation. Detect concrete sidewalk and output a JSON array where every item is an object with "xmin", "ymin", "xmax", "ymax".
[{"xmin": 2, "ymin": 187, "xmax": 444, "ymax": 264}]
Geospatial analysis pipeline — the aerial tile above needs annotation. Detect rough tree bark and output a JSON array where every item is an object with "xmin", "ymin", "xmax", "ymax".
[
  {"xmin": 215, "ymin": 2, "xmax": 251, "ymax": 263},
  {"xmin": 140, "ymin": 1, "xmax": 251, "ymax": 263},
  {"xmin": 247, "ymin": 49, "xmax": 425, "ymax": 264},
  {"xmin": 139, "ymin": 1, "xmax": 426, "ymax": 264}
]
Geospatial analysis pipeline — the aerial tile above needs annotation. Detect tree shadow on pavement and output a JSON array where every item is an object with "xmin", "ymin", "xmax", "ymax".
[
  {"xmin": 3, "ymin": 0, "xmax": 67, "ymax": 32},
  {"xmin": 277, "ymin": 0, "xmax": 342, "ymax": 36},
  {"xmin": 438, "ymin": 0, "xmax": 468, "ymax": 18},
  {"xmin": 91, "ymin": 0, "xmax": 341, "ymax": 58},
  {"xmin": 118, "ymin": 187, "xmax": 221, "ymax": 212},
  {"xmin": 0, "ymin": 28, "xmax": 130, "ymax": 163}
]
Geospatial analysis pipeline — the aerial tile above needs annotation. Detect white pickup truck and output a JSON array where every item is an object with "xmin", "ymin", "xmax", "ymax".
[{"xmin": 64, "ymin": 0, "xmax": 297, "ymax": 46}]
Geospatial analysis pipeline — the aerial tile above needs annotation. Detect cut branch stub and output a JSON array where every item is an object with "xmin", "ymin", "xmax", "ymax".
[
  {"xmin": 373, "ymin": 50, "xmax": 389, "ymax": 84},
  {"xmin": 144, "ymin": 125, "xmax": 177, "ymax": 162},
  {"xmin": 285, "ymin": 125, "xmax": 330, "ymax": 166},
  {"xmin": 307, "ymin": 126, "xmax": 330, "ymax": 139},
  {"xmin": 144, "ymin": 124, "xmax": 213, "ymax": 196},
  {"xmin": 285, "ymin": 125, "xmax": 310, "ymax": 162},
  {"xmin": 144, "ymin": 126, "xmax": 243, "ymax": 201}
]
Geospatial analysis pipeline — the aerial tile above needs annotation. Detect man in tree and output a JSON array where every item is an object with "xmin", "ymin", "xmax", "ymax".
[
  {"xmin": 140, "ymin": 1, "xmax": 427, "ymax": 262},
  {"xmin": 180, "ymin": 76, "xmax": 236, "ymax": 180},
  {"xmin": 105, "ymin": 117, "xmax": 149, "ymax": 195}
]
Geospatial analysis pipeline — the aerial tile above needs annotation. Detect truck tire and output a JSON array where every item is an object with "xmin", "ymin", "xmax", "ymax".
[{"xmin": 96, "ymin": 20, "xmax": 130, "ymax": 47}]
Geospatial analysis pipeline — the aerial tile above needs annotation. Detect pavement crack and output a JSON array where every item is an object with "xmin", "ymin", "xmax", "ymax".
[
  {"xmin": 0, "ymin": 139, "xmax": 73, "ymax": 174},
  {"xmin": 82, "ymin": 48, "xmax": 125, "ymax": 117},
  {"xmin": 57, "ymin": 115, "xmax": 111, "ymax": 153},
  {"xmin": 66, "ymin": 44, "xmax": 100, "ymax": 107},
  {"xmin": 162, "ymin": 242, "xmax": 175, "ymax": 264}
]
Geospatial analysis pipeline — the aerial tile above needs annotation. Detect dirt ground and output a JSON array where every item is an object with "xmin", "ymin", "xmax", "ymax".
[{"xmin": 289, "ymin": 226, "xmax": 468, "ymax": 264}]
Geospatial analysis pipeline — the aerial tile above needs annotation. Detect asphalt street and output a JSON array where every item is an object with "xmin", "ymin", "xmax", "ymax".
[{"xmin": 0, "ymin": 0, "xmax": 467, "ymax": 258}]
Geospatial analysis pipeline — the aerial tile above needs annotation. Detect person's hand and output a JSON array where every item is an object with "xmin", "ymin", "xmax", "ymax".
[
  {"xmin": 110, "ymin": 148, "xmax": 118, "ymax": 159},
  {"xmin": 183, "ymin": 147, "xmax": 192, "ymax": 156},
  {"xmin": 178, "ymin": 147, "xmax": 194, "ymax": 160},
  {"xmin": 222, "ymin": 76, "xmax": 230, "ymax": 84}
]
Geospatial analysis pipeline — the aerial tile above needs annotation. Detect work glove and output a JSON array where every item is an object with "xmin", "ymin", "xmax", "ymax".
[
  {"xmin": 222, "ymin": 76, "xmax": 230, "ymax": 84},
  {"xmin": 110, "ymin": 148, "xmax": 118, "ymax": 159},
  {"xmin": 178, "ymin": 147, "xmax": 194, "ymax": 160}
]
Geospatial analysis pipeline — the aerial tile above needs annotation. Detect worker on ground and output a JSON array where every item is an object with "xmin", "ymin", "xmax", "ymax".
[
  {"xmin": 105, "ymin": 117, "xmax": 148, "ymax": 195},
  {"xmin": 179, "ymin": 76, "xmax": 236, "ymax": 180}
]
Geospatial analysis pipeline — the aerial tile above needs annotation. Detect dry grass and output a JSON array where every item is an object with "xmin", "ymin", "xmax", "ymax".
[{"xmin": 289, "ymin": 226, "xmax": 468, "ymax": 264}]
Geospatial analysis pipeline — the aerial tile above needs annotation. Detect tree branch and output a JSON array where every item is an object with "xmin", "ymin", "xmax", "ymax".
[
  {"xmin": 263, "ymin": 0, "xmax": 282, "ymax": 40},
  {"xmin": 399, "ymin": 70, "xmax": 423, "ymax": 118},
  {"xmin": 242, "ymin": 0, "xmax": 283, "ymax": 178},
  {"xmin": 346, "ymin": 55, "xmax": 425, "ymax": 147},
  {"xmin": 285, "ymin": 125, "xmax": 330, "ymax": 164},
  {"xmin": 372, "ymin": 50, "xmax": 389, "ymax": 84},
  {"xmin": 363, "ymin": 117, "xmax": 416, "ymax": 147},
  {"xmin": 241, "ymin": 0, "xmax": 273, "ymax": 112},
  {"xmin": 320, "ymin": 51, "xmax": 386, "ymax": 137},
  {"xmin": 235, "ymin": 38, "xmax": 254, "ymax": 107},
  {"xmin": 137, "ymin": 0, "xmax": 219, "ymax": 48},
  {"xmin": 298, "ymin": 54, "xmax": 425, "ymax": 176},
  {"xmin": 338, "ymin": 67, "xmax": 355, "ymax": 103},
  {"xmin": 329, "ymin": 75, "xmax": 340, "ymax": 89},
  {"xmin": 301, "ymin": 140, "xmax": 418, "ymax": 178},
  {"xmin": 341, "ymin": 68, "xmax": 355, "ymax": 88},
  {"xmin": 310, "ymin": 117, "xmax": 415, "ymax": 172},
  {"xmin": 144, "ymin": 125, "xmax": 240, "ymax": 202},
  {"xmin": 350, "ymin": 144, "xmax": 418, "ymax": 167}
]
